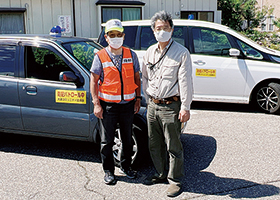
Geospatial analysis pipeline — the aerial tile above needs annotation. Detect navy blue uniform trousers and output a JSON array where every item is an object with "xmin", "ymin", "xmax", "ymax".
[{"xmin": 99, "ymin": 100, "xmax": 134, "ymax": 173}]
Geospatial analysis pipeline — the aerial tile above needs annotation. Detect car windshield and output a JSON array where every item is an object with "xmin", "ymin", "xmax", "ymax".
[{"xmin": 62, "ymin": 41, "xmax": 101, "ymax": 71}]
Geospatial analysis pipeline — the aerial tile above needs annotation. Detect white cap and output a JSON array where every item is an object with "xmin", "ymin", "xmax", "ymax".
[{"xmin": 105, "ymin": 19, "xmax": 124, "ymax": 33}]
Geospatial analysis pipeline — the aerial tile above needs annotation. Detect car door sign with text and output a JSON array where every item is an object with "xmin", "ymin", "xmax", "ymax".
[
  {"xmin": 195, "ymin": 68, "xmax": 216, "ymax": 77},
  {"xmin": 55, "ymin": 90, "xmax": 86, "ymax": 104}
]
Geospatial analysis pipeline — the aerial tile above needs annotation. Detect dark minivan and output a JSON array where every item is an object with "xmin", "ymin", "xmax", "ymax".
[{"xmin": 0, "ymin": 34, "xmax": 148, "ymax": 166}]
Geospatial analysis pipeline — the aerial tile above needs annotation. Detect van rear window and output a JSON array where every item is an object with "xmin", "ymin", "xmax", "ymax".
[
  {"xmin": 0, "ymin": 45, "xmax": 16, "ymax": 76},
  {"xmin": 99, "ymin": 26, "xmax": 137, "ymax": 49}
]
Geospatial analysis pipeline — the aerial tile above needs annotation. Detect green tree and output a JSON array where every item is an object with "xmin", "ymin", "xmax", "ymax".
[
  {"xmin": 218, "ymin": 0, "xmax": 273, "ymax": 31},
  {"xmin": 218, "ymin": 0, "xmax": 243, "ymax": 31},
  {"xmin": 273, "ymin": 18, "xmax": 280, "ymax": 30}
]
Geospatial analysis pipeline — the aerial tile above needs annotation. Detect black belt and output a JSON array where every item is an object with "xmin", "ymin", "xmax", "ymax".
[{"xmin": 150, "ymin": 96, "xmax": 179, "ymax": 105}]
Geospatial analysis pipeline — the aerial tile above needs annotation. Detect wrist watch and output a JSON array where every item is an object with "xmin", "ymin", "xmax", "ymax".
[{"xmin": 136, "ymin": 96, "xmax": 142, "ymax": 100}]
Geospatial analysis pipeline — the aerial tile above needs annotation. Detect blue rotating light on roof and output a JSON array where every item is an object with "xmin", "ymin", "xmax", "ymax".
[
  {"xmin": 50, "ymin": 25, "xmax": 62, "ymax": 37},
  {"xmin": 188, "ymin": 14, "xmax": 194, "ymax": 20}
]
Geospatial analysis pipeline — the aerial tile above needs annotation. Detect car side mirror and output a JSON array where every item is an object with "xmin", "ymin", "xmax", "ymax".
[
  {"xmin": 229, "ymin": 48, "xmax": 240, "ymax": 57},
  {"xmin": 59, "ymin": 71, "xmax": 84, "ymax": 86}
]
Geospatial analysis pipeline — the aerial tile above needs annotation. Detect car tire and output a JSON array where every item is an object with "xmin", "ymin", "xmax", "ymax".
[
  {"xmin": 113, "ymin": 116, "xmax": 149, "ymax": 168},
  {"xmin": 255, "ymin": 82, "xmax": 280, "ymax": 114}
]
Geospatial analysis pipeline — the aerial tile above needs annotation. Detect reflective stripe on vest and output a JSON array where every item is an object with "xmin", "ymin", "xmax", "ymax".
[
  {"xmin": 102, "ymin": 61, "xmax": 114, "ymax": 69},
  {"xmin": 97, "ymin": 47, "xmax": 138, "ymax": 103}
]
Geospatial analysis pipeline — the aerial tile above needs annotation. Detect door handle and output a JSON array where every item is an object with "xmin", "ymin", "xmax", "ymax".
[
  {"xmin": 25, "ymin": 85, "xmax": 37, "ymax": 95},
  {"xmin": 193, "ymin": 60, "xmax": 206, "ymax": 65}
]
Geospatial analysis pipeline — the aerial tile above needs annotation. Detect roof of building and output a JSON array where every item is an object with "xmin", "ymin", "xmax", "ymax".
[{"xmin": 95, "ymin": 0, "xmax": 145, "ymax": 6}]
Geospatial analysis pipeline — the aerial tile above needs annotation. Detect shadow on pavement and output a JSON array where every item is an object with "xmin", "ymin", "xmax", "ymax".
[
  {"xmin": 0, "ymin": 132, "xmax": 101, "ymax": 163},
  {"xmin": 191, "ymin": 101, "xmax": 258, "ymax": 113},
  {"xmin": 1, "ymin": 131, "xmax": 279, "ymax": 198},
  {"xmin": 181, "ymin": 133, "xmax": 280, "ymax": 198}
]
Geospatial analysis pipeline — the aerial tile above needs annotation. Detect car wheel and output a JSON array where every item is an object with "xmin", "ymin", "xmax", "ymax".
[
  {"xmin": 112, "ymin": 116, "xmax": 149, "ymax": 168},
  {"xmin": 256, "ymin": 82, "xmax": 280, "ymax": 114}
]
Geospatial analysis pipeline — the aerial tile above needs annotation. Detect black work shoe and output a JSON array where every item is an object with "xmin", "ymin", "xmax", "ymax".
[
  {"xmin": 167, "ymin": 184, "xmax": 182, "ymax": 197},
  {"xmin": 143, "ymin": 175, "xmax": 168, "ymax": 185},
  {"xmin": 119, "ymin": 167, "xmax": 137, "ymax": 179},
  {"xmin": 104, "ymin": 171, "xmax": 116, "ymax": 185}
]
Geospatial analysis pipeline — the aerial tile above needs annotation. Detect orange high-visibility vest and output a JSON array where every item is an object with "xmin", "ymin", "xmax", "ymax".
[{"xmin": 97, "ymin": 47, "xmax": 138, "ymax": 103}]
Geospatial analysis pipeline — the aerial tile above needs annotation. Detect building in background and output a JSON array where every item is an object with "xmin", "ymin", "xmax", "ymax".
[
  {"xmin": 0, "ymin": 0, "xmax": 221, "ymax": 38},
  {"xmin": 257, "ymin": 0, "xmax": 280, "ymax": 31}
]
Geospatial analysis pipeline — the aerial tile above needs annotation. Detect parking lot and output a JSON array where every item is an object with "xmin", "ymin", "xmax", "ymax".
[{"xmin": 0, "ymin": 102, "xmax": 279, "ymax": 199}]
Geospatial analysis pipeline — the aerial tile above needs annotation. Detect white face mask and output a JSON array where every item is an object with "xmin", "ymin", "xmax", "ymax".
[
  {"xmin": 108, "ymin": 37, "xmax": 123, "ymax": 49},
  {"xmin": 154, "ymin": 30, "xmax": 172, "ymax": 42}
]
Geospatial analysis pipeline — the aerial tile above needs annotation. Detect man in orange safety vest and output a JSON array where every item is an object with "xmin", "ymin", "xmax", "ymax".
[{"xmin": 90, "ymin": 19, "xmax": 141, "ymax": 185}]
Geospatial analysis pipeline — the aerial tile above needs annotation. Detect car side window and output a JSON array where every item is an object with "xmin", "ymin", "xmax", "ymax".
[
  {"xmin": 62, "ymin": 41, "xmax": 100, "ymax": 70},
  {"xmin": 0, "ymin": 45, "xmax": 16, "ymax": 76},
  {"xmin": 236, "ymin": 39, "xmax": 263, "ymax": 60},
  {"xmin": 192, "ymin": 27, "xmax": 232, "ymax": 56},
  {"xmin": 25, "ymin": 46, "xmax": 73, "ymax": 81},
  {"xmin": 123, "ymin": 26, "xmax": 137, "ymax": 49},
  {"xmin": 140, "ymin": 26, "xmax": 157, "ymax": 50},
  {"xmin": 172, "ymin": 26, "xmax": 184, "ymax": 46}
]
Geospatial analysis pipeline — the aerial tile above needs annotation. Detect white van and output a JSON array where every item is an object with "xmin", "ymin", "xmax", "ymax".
[{"xmin": 98, "ymin": 19, "xmax": 280, "ymax": 114}]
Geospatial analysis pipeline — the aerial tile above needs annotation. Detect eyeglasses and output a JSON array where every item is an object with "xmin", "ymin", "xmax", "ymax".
[{"xmin": 107, "ymin": 33, "xmax": 123, "ymax": 38}]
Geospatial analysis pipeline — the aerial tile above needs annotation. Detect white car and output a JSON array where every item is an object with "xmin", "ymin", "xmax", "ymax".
[{"xmin": 98, "ymin": 19, "xmax": 280, "ymax": 114}]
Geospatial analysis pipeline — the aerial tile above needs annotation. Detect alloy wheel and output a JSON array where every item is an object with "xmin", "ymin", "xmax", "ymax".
[
  {"xmin": 257, "ymin": 86, "xmax": 279, "ymax": 112},
  {"xmin": 112, "ymin": 128, "xmax": 138, "ymax": 164}
]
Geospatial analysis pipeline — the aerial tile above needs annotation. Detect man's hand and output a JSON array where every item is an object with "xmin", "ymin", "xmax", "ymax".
[
  {"xmin": 178, "ymin": 110, "xmax": 190, "ymax": 122},
  {"xmin": 94, "ymin": 104, "xmax": 103, "ymax": 119},
  {"xmin": 134, "ymin": 71, "xmax": 141, "ymax": 114},
  {"xmin": 134, "ymin": 99, "xmax": 141, "ymax": 114},
  {"xmin": 90, "ymin": 72, "xmax": 103, "ymax": 119}
]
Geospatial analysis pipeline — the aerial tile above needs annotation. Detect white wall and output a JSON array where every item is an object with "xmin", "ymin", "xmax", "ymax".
[
  {"xmin": 74, "ymin": 0, "xmax": 98, "ymax": 38},
  {"xmin": 142, "ymin": 0, "xmax": 181, "ymax": 19},
  {"xmin": 142, "ymin": 0, "xmax": 219, "ymax": 22},
  {"xmin": 0, "ymin": 0, "xmax": 221, "ymax": 38},
  {"xmin": 180, "ymin": 0, "xmax": 217, "ymax": 11},
  {"xmin": 1, "ymin": 0, "xmax": 73, "ymax": 35}
]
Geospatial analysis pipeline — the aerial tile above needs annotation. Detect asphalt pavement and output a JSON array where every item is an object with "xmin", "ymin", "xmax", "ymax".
[{"xmin": 0, "ymin": 102, "xmax": 279, "ymax": 199}]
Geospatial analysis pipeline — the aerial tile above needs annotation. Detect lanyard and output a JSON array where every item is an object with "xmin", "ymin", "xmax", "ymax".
[{"xmin": 148, "ymin": 41, "xmax": 174, "ymax": 70}]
